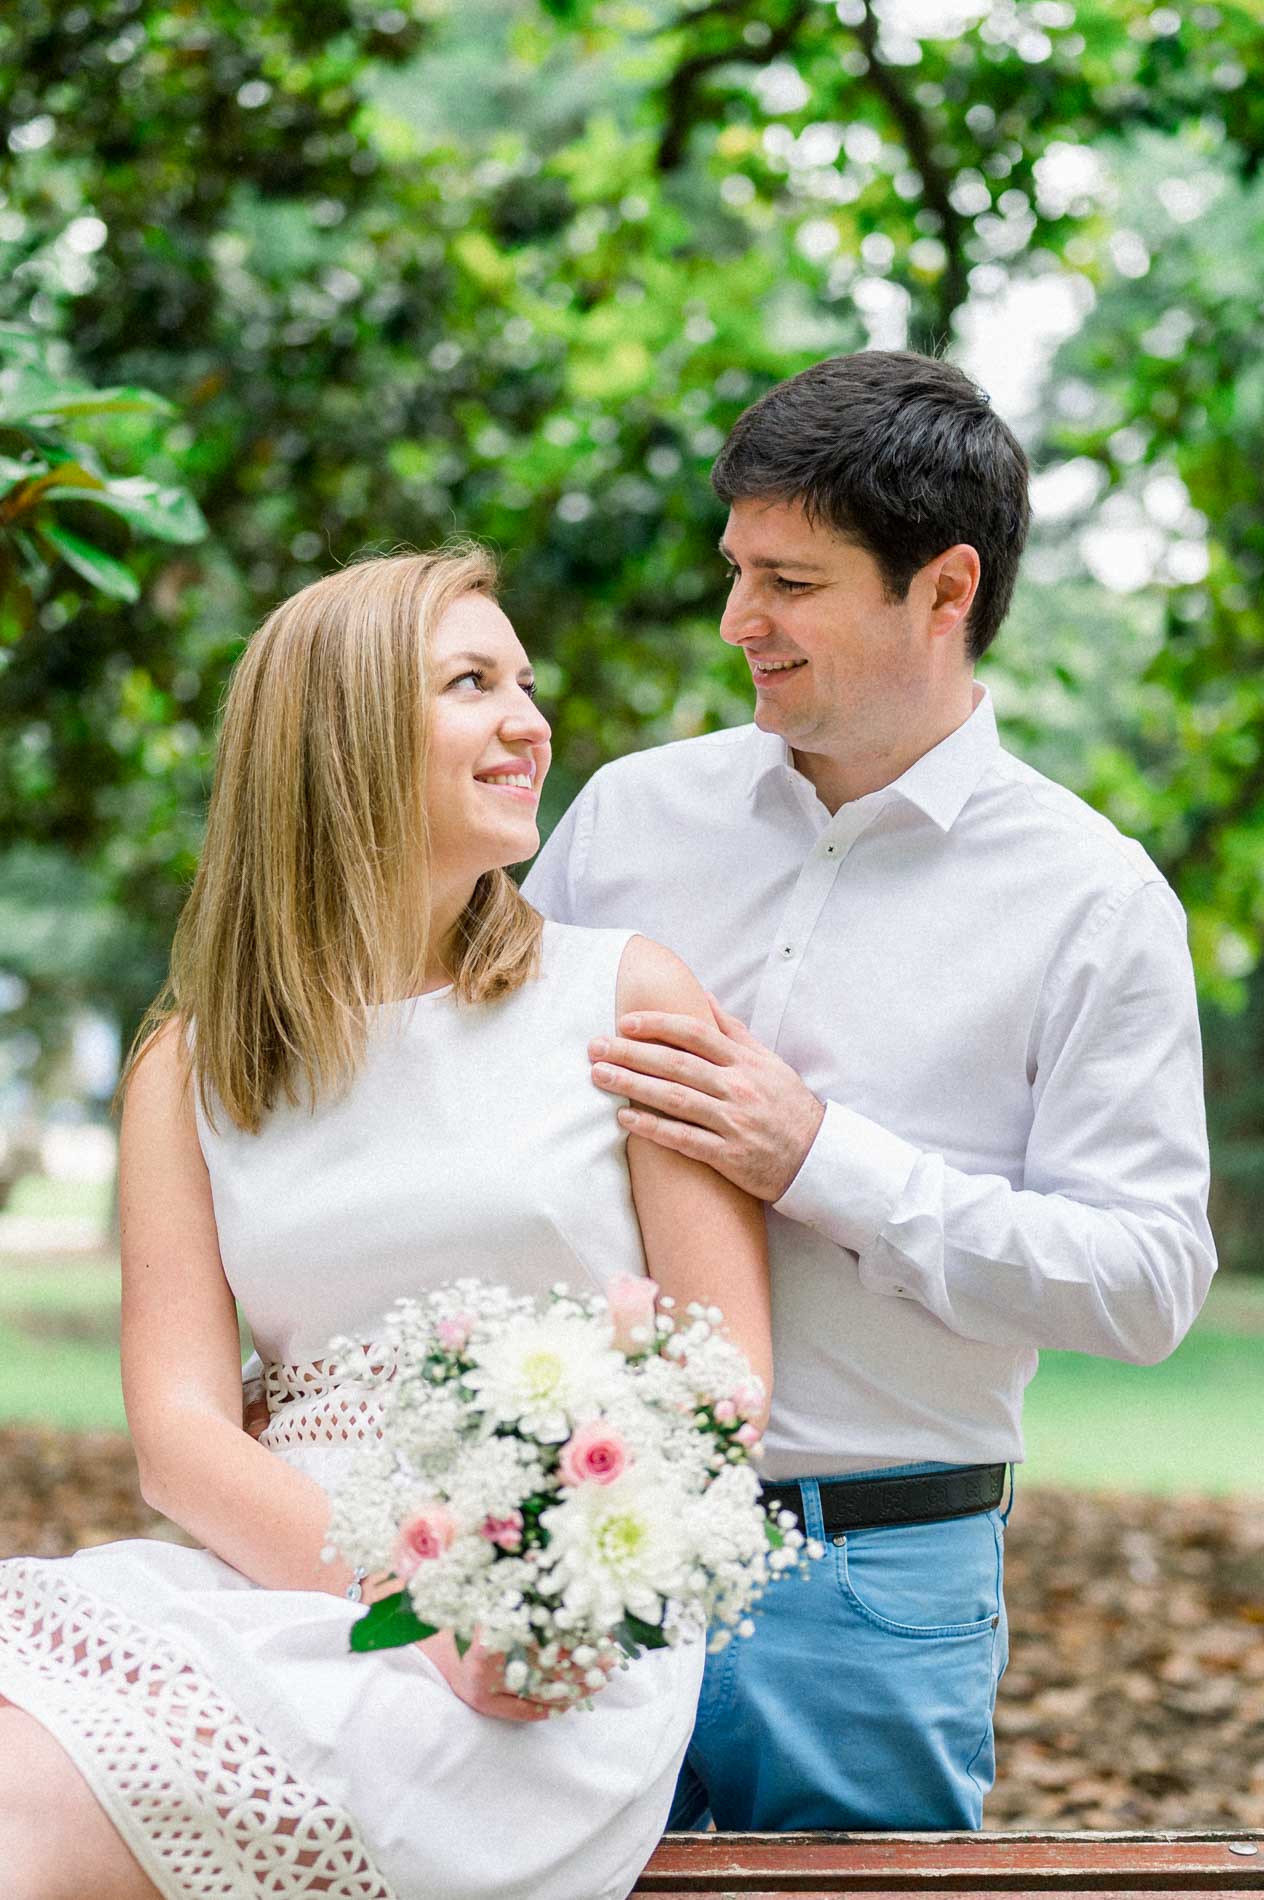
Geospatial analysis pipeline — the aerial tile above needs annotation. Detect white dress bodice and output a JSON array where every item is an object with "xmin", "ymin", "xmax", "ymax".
[{"xmin": 197, "ymin": 919, "xmax": 647, "ymax": 1369}]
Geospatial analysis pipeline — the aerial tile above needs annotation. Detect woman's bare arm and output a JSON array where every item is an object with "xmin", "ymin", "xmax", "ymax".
[
  {"xmin": 615, "ymin": 936, "xmax": 772, "ymax": 1421},
  {"xmin": 118, "ymin": 1021, "xmax": 368, "ymax": 1599}
]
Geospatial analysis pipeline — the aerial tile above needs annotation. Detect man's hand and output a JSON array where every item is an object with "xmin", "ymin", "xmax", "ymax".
[{"xmin": 589, "ymin": 992, "xmax": 826, "ymax": 1203}]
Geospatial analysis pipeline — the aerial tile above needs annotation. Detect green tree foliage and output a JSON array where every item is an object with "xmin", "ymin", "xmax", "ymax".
[
  {"xmin": 1, "ymin": 0, "xmax": 1261, "ymax": 1126},
  {"xmin": 0, "ymin": 322, "xmax": 205, "ymax": 621},
  {"xmin": 1034, "ymin": 131, "xmax": 1264, "ymax": 999}
]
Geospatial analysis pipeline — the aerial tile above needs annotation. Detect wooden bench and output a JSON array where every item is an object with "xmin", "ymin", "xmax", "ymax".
[{"xmin": 633, "ymin": 1830, "xmax": 1264, "ymax": 1896}]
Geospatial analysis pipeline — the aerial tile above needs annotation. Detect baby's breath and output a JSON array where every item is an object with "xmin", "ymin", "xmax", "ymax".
[{"xmin": 325, "ymin": 1278, "xmax": 812, "ymax": 1708}]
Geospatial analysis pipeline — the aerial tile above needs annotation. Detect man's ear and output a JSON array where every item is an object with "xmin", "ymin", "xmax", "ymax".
[{"xmin": 927, "ymin": 544, "xmax": 981, "ymax": 641}]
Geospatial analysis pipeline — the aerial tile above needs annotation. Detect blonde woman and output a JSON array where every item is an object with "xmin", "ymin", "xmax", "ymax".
[{"xmin": 0, "ymin": 546, "xmax": 772, "ymax": 1900}]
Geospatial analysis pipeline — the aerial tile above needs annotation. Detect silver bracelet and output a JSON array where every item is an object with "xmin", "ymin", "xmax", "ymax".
[{"xmin": 344, "ymin": 1566, "xmax": 369, "ymax": 1603}]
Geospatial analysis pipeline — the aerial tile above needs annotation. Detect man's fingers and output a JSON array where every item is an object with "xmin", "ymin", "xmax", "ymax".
[
  {"xmin": 617, "ymin": 1108, "xmax": 733, "ymax": 1168},
  {"xmin": 595, "ymin": 1064, "xmax": 728, "ymax": 1129},
  {"xmin": 593, "ymin": 1037, "xmax": 729, "ymax": 1097},
  {"xmin": 705, "ymin": 991, "xmax": 754, "ymax": 1039},
  {"xmin": 613, "ymin": 1011, "xmax": 734, "ymax": 1062}
]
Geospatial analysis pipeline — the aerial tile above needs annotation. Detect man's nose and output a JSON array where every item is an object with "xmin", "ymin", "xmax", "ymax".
[{"xmin": 719, "ymin": 581, "xmax": 771, "ymax": 647}]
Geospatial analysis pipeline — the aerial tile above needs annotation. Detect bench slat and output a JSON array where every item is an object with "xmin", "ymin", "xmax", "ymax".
[
  {"xmin": 643, "ymin": 1892, "xmax": 1255, "ymax": 1900},
  {"xmin": 635, "ymin": 1834, "xmax": 1264, "ymax": 1894}
]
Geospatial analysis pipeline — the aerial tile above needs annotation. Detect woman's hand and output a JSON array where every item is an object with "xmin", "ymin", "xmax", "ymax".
[
  {"xmin": 420, "ymin": 1632, "xmax": 553, "ymax": 1722},
  {"xmin": 243, "ymin": 1386, "xmax": 270, "ymax": 1441},
  {"xmin": 419, "ymin": 1632, "xmax": 619, "ymax": 1721}
]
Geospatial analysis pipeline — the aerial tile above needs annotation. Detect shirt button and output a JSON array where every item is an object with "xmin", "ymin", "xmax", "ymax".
[
  {"xmin": 780, "ymin": 943, "xmax": 795, "ymax": 959},
  {"xmin": 824, "ymin": 842, "xmax": 838, "ymax": 856},
  {"xmin": 894, "ymin": 1286, "xmax": 907, "ymax": 1296}
]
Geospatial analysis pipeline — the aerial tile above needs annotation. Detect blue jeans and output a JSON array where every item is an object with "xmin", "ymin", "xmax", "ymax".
[{"xmin": 668, "ymin": 1461, "xmax": 1014, "ymax": 1832}]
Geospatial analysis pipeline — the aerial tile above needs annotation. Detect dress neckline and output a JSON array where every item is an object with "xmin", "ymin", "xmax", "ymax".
[
  {"xmin": 371, "ymin": 982, "xmax": 454, "ymax": 1011},
  {"xmin": 369, "ymin": 920, "xmax": 556, "ymax": 1012}
]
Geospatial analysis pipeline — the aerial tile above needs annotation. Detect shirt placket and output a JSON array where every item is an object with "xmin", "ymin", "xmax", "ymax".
[{"xmin": 749, "ymin": 799, "xmax": 889, "ymax": 1052}]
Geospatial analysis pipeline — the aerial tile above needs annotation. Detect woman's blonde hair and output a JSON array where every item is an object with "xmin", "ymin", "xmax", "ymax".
[{"xmin": 120, "ymin": 544, "xmax": 544, "ymax": 1133}]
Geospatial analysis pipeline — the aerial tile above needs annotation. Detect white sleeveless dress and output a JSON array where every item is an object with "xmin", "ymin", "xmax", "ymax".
[{"xmin": 0, "ymin": 920, "xmax": 704, "ymax": 1900}]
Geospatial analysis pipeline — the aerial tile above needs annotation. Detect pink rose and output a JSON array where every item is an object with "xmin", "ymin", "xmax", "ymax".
[
  {"xmin": 713, "ymin": 1399, "xmax": 738, "ymax": 1424},
  {"xmin": 736, "ymin": 1422, "xmax": 762, "ymax": 1449},
  {"xmin": 481, "ymin": 1511, "xmax": 524, "ymax": 1551},
  {"xmin": 733, "ymin": 1382, "xmax": 764, "ymax": 1420},
  {"xmin": 606, "ymin": 1274, "xmax": 659, "ymax": 1355},
  {"xmin": 559, "ymin": 1420, "xmax": 629, "ymax": 1488},
  {"xmin": 393, "ymin": 1504, "xmax": 457, "ymax": 1579},
  {"xmin": 436, "ymin": 1314, "xmax": 475, "ymax": 1352}
]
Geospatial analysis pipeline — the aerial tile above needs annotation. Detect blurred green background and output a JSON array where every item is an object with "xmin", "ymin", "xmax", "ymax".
[{"xmin": 1, "ymin": 0, "xmax": 1261, "ymax": 1485}]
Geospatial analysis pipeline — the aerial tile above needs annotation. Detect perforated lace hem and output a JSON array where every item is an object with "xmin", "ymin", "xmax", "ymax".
[{"xmin": 0, "ymin": 1560, "xmax": 397, "ymax": 1900}]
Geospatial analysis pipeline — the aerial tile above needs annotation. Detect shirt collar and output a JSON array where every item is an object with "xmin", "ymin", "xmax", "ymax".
[{"xmin": 745, "ymin": 683, "xmax": 999, "ymax": 834}]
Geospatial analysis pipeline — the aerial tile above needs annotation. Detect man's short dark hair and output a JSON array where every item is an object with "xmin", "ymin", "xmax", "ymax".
[{"xmin": 710, "ymin": 351, "xmax": 1031, "ymax": 661}]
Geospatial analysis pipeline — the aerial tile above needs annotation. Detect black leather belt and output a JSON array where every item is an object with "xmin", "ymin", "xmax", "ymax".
[{"xmin": 762, "ymin": 1463, "xmax": 1007, "ymax": 1538}]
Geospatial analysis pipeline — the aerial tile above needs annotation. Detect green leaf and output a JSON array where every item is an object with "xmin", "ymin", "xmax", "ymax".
[
  {"xmin": 453, "ymin": 1631, "xmax": 472, "ymax": 1659},
  {"xmin": 41, "ymin": 476, "xmax": 207, "ymax": 546},
  {"xmin": 39, "ymin": 524, "xmax": 140, "ymax": 602},
  {"xmin": 348, "ymin": 1590, "xmax": 438, "ymax": 1653},
  {"xmin": 765, "ymin": 1518, "xmax": 785, "ymax": 1549},
  {"xmin": 0, "ymin": 323, "xmax": 52, "ymax": 370},
  {"xmin": 614, "ymin": 1610, "xmax": 669, "ymax": 1659},
  {"xmin": 0, "ymin": 454, "xmax": 49, "ymax": 487},
  {"xmin": 0, "ymin": 382, "xmax": 175, "ymax": 425}
]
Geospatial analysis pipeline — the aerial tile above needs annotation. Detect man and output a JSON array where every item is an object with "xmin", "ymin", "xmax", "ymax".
[{"xmin": 520, "ymin": 349, "xmax": 1215, "ymax": 1832}]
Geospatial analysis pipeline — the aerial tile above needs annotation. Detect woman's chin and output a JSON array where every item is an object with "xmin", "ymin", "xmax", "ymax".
[{"xmin": 474, "ymin": 824, "xmax": 541, "ymax": 872}]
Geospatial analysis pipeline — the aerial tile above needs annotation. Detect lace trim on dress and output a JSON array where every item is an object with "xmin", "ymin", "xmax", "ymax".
[
  {"xmin": 0, "ymin": 1561, "xmax": 397, "ymax": 1900},
  {"xmin": 260, "ymin": 1346, "xmax": 397, "ymax": 1451}
]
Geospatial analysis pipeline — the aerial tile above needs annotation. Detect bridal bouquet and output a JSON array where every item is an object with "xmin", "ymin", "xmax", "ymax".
[{"xmin": 322, "ymin": 1276, "xmax": 817, "ymax": 1707}]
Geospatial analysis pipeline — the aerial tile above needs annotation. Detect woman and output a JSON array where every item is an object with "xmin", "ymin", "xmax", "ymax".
[{"xmin": 0, "ymin": 545, "xmax": 772, "ymax": 1900}]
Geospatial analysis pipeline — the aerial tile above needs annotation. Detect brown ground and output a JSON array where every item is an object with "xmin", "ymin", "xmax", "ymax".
[{"xmin": 1, "ymin": 1425, "xmax": 1261, "ymax": 1830}]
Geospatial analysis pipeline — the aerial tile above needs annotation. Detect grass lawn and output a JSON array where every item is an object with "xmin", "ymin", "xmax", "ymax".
[
  {"xmin": 0, "ymin": 1244, "xmax": 1260, "ymax": 1492},
  {"xmin": 1021, "ymin": 1319, "xmax": 1264, "ymax": 1495},
  {"xmin": 4, "ymin": 1173, "xmax": 113, "ymax": 1223},
  {"xmin": 0, "ymin": 1255, "xmax": 252, "ymax": 1433}
]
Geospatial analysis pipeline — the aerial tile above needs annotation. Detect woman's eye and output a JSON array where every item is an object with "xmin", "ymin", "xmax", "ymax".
[
  {"xmin": 450, "ymin": 670, "xmax": 538, "ymax": 700},
  {"xmin": 773, "ymin": 577, "xmax": 811, "ymax": 594}
]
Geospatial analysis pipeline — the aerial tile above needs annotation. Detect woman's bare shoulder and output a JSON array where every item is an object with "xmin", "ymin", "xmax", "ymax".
[
  {"xmin": 614, "ymin": 933, "xmax": 710, "ymax": 1023},
  {"xmin": 121, "ymin": 1015, "xmax": 193, "ymax": 1120}
]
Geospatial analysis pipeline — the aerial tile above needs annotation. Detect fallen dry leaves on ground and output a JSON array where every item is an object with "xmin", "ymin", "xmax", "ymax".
[
  {"xmin": 989, "ymin": 1486, "xmax": 1264, "ymax": 1830},
  {"xmin": 1, "ymin": 1426, "xmax": 1260, "ymax": 1830}
]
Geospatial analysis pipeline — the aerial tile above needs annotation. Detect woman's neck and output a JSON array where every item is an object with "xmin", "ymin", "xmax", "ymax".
[{"xmin": 416, "ymin": 875, "xmax": 479, "ymax": 992}]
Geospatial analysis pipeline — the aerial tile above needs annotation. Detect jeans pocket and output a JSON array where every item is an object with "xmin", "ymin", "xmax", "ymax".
[{"xmin": 835, "ymin": 1512, "xmax": 1003, "ymax": 1640}]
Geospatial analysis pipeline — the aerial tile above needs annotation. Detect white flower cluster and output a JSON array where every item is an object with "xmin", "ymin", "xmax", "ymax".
[{"xmin": 323, "ymin": 1279, "xmax": 818, "ymax": 1709}]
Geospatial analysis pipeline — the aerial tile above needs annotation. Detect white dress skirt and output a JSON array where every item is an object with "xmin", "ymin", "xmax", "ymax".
[{"xmin": 0, "ymin": 920, "xmax": 704, "ymax": 1900}]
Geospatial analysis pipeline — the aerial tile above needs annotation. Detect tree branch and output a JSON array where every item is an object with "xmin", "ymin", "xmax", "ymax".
[
  {"xmin": 850, "ymin": 0, "xmax": 970, "ymax": 344},
  {"xmin": 656, "ymin": 0, "xmax": 812, "ymax": 173}
]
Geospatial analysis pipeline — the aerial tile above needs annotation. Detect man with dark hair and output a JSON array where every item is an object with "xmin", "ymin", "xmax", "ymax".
[
  {"xmin": 710, "ymin": 350, "xmax": 1029, "ymax": 662},
  {"xmin": 527, "ymin": 347, "xmax": 1214, "ymax": 1833}
]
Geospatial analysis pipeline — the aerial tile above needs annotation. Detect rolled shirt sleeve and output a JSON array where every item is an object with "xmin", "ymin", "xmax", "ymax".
[{"xmin": 774, "ymin": 879, "xmax": 1216, "ymax": 1365}]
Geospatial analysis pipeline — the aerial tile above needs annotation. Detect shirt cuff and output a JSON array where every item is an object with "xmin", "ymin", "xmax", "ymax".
[{"xmin": 773, "ymin": 1099, "xmax": 921, "ymax": 1255}]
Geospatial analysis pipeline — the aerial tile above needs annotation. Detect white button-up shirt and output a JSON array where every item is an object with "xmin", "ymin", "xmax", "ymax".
[{"xmin": 521, "ymin": 686, "xmax": 1216, "ymax": 1479}]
